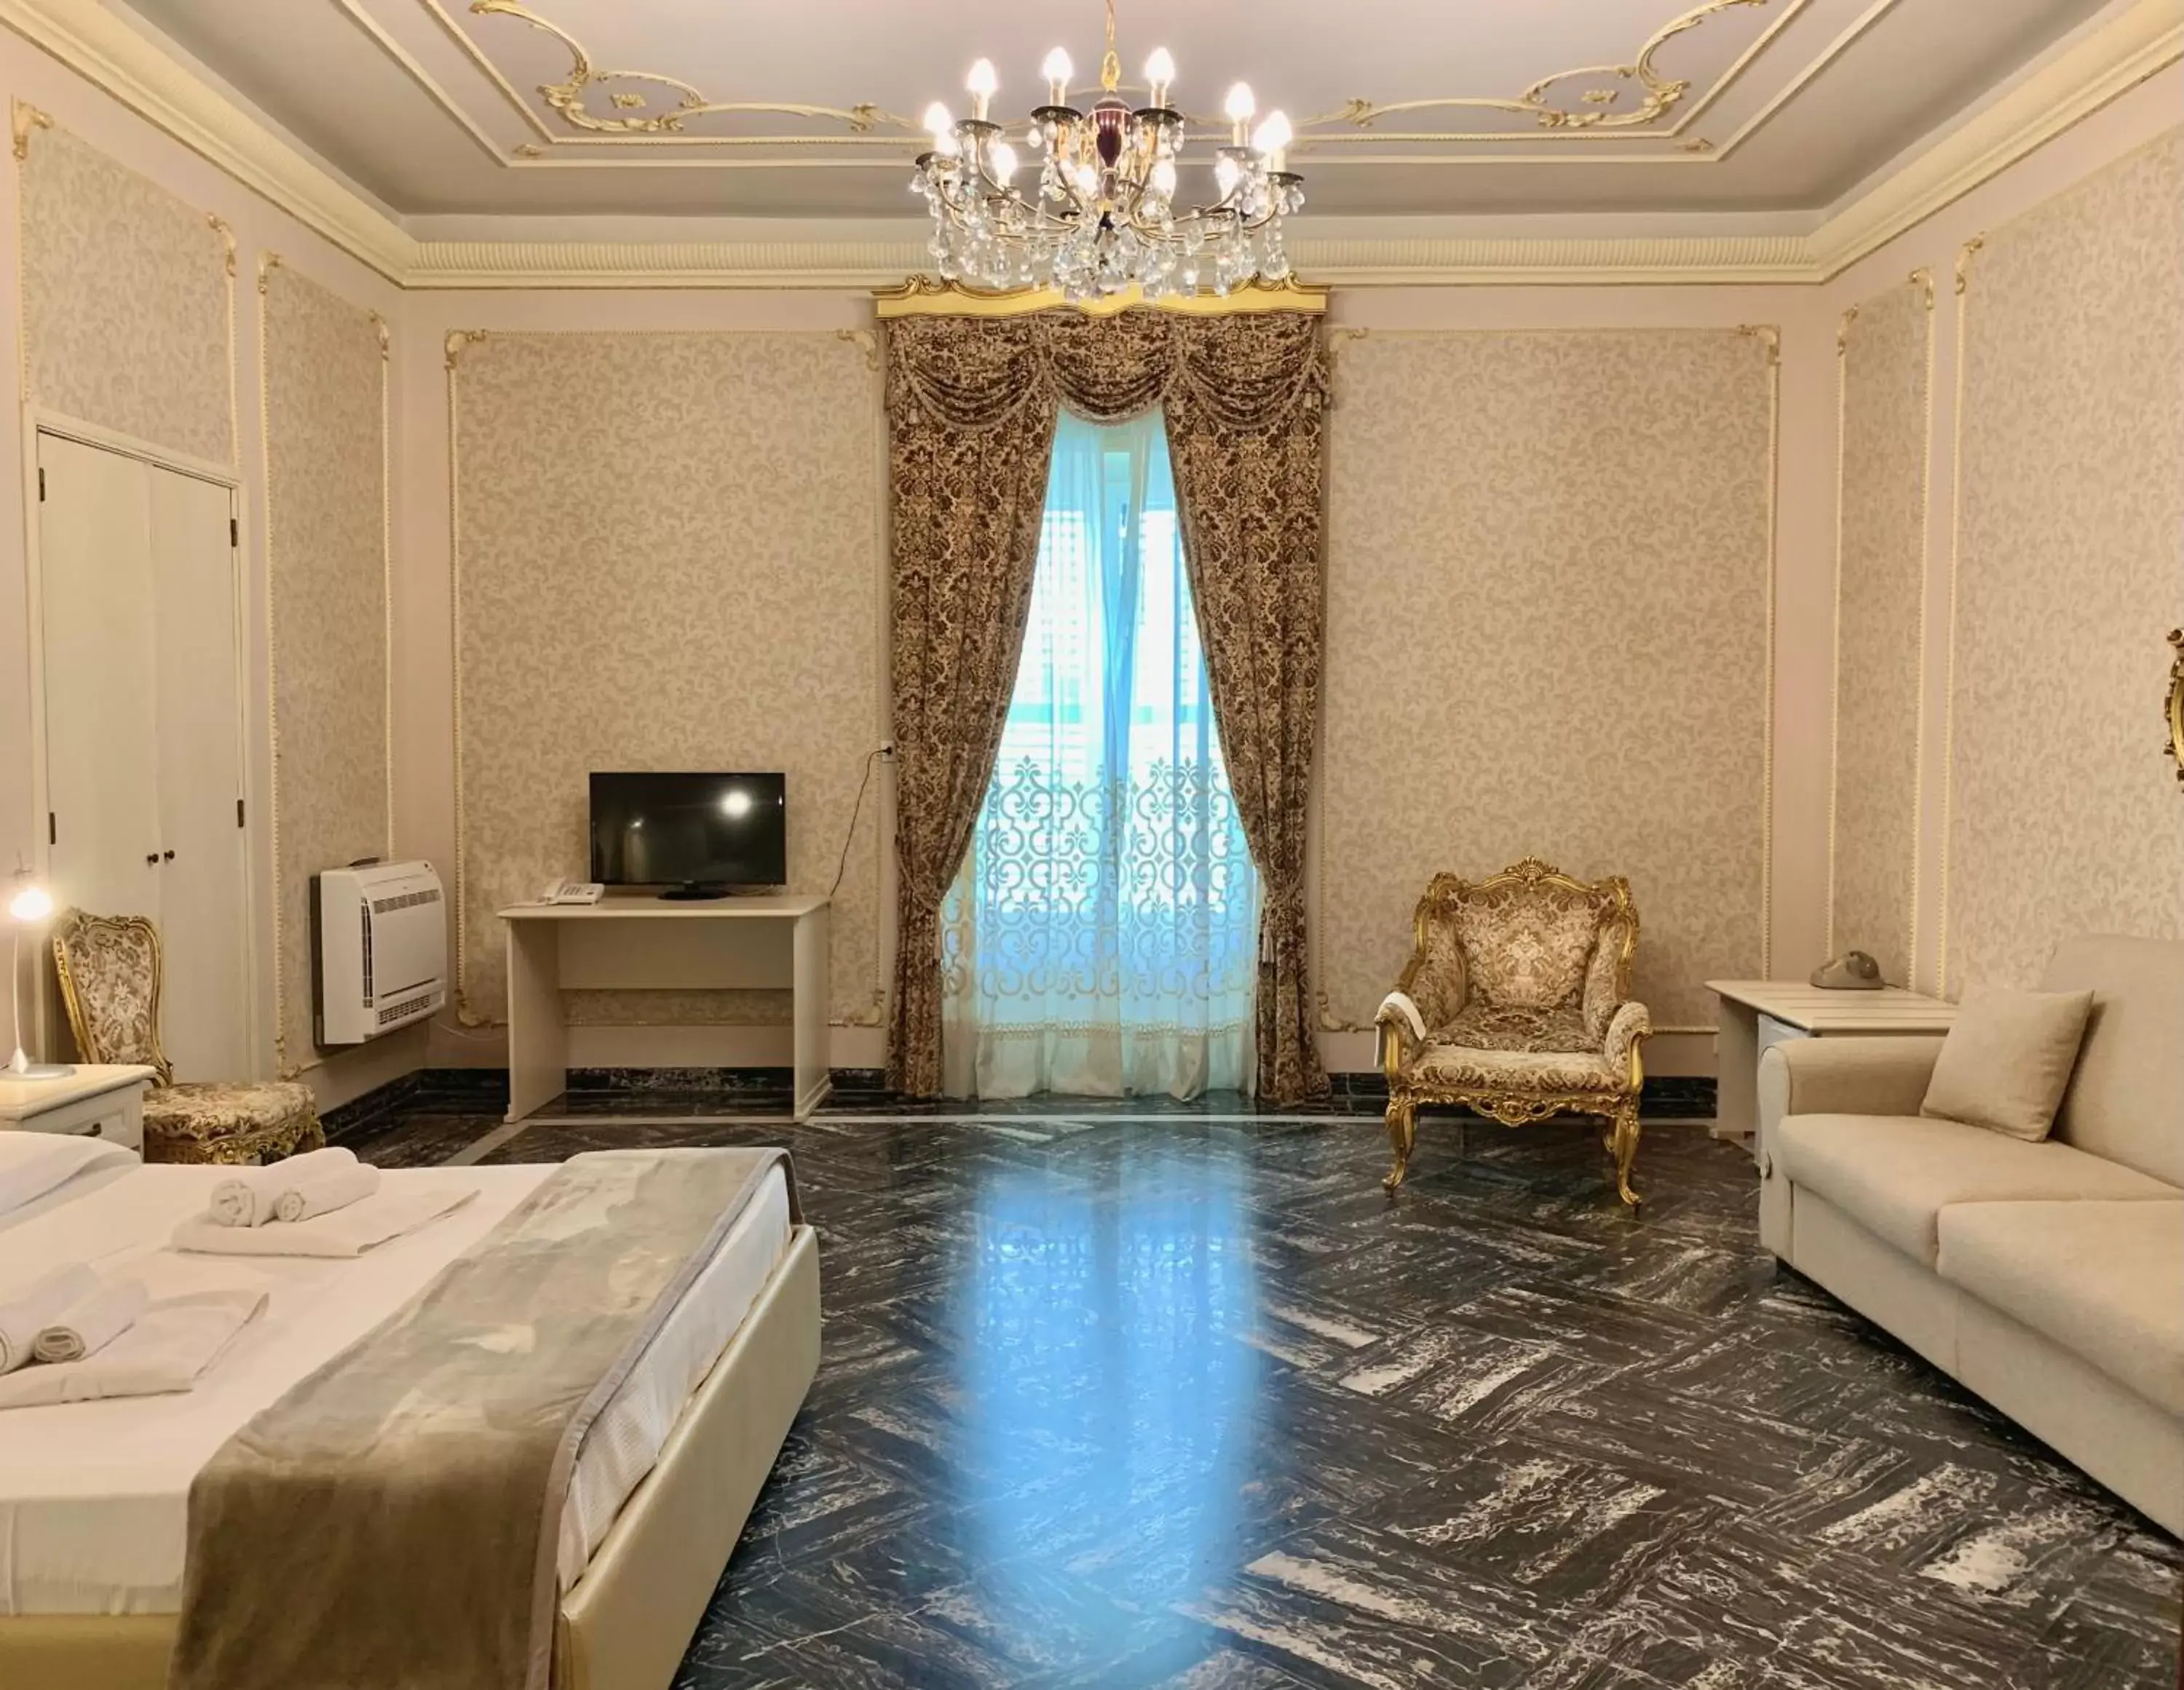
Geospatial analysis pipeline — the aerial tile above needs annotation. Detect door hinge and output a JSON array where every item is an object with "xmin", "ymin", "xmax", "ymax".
[
  {"xmin": 36, "ymin": 465, "xmax": 45, "ymax": 502},
  {"xmin": 47, "ymin": 812, "xmax": 56, "ymax": 846},
  {"xmin": 237, "ymin": 798, "xmax": 246, "ymax": 828},
  {"xmin": 229, "ymin": 517, "xmax": 240, "ymax": 547}
]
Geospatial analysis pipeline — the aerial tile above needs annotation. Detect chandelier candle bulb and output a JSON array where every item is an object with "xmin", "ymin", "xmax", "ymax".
[
  {"xmin": 966, "ymin": 57, "xmax": 998, "ymax": 120},
  {"xmin": 1224, "ymin": 82, "xmax": 1256, "ymax": 143},
  {"xmin": 1144, "ymin": 47, "xmax": 1176, "ymax": 108},
  {"xmin": 1042, "ymin": 47, "xmax": 1074, "ymax": 106},
  {"xmin": 1253, "ymin": 111, "xmax": 1292, "ymax": 171}
]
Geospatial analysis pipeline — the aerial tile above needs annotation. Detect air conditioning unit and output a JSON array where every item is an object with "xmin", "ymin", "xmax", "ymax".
[{"xmin": 312, "ymin": 860, "xmax": 447, "ymax": 1047}]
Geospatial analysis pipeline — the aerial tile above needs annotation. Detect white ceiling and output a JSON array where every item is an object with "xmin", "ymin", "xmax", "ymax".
[{"xmin": 116, "ymin": 0, "xmax": 2119, "ymax": 223}]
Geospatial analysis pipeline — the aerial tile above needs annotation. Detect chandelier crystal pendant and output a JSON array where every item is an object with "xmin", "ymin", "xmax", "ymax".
[{"xmin": 912, "ymin": 0, "xmax": 1303, "ymax": 302}]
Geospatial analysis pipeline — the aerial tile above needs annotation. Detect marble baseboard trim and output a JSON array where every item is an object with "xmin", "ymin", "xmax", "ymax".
[{"xmin": 1329, "ymin": 1070, "xmax": 1718, "ymax": 1119}]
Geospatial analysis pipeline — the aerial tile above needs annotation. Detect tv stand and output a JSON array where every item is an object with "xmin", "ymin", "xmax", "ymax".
[
  {"xmin": 658, "ymin": 883, "xmax": 727, "ymax": 902},
  {"xmin": 497, "ymin": 894, "xmax": 831, "ymax": 1122}
]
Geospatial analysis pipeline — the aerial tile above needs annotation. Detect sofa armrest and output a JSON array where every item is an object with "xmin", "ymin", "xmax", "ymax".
[
  {"xmin": 1760, "ymin": 1035, "xmax": 1946, "ymax": 1122},
  {"xmin": 1602, "ymin": 1000, "xmax": 1651, "ymax": 1081},
  {"xmin": 1376, "ymin": 991, "xmax": 1426, "ymax": 1079}
]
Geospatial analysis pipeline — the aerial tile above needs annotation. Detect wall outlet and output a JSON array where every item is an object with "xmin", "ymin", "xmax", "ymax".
[{"xmin": 879, "ymin": 739, "xmax": 897, "ymax": 759}]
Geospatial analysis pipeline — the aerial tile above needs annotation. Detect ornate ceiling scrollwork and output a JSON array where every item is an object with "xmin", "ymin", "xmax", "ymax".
[
  {"xmin": 469, "ymin": 0, "xmax": 915, "ymax": 138},
  {"xmin": 451, "ymin": 0, "xmax": 1788, "ymax": 156},
  {"xmin": 1302, "ymin": 0, "xmax": 1777, "ymax": 140}
]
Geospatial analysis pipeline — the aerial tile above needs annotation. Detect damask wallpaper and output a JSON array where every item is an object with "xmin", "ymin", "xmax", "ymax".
[
  {"xmin": 262, "ymin": 263, "xmax": 391, "ymax": 1073},
  {"xmin": 1944, "ymin": 130, "xmax": 2184, "ymax": 991},
  {"xmin": 1830, "ymin": 277, "xmax": 1932, "ymax": 986},
  {"xmin": 19, "ymin": 122, "xmax": 232, "ymax": 464},
  {"xmin": 1322, "ymin": 329, "xmax": 1775, "ymax": 1033},
  {"xmin": 451, "ymin": 331, "xmax": 883, "ymax": 1028}
]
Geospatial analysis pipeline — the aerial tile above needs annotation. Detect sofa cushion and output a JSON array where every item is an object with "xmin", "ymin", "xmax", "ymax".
[
  {"xmin": 2040, "ymin": 935, "xmax": 2184, "ymax": 1187},
  {"xmin": 1442, "ymin": 1001, "xmax": 1592, "ymax": 1054},
  {"xmin": 1775, "ymin": 1114, "xmax": 2179, "ymax": 1266},
  {"xmin": 1919, "ymin": 985, "xmax": 2092, "ymax": 1141},
  {"xmin": 1938, "ymin": 1201, "xmax": 2184, "ymax": 1418},
  {"xmin": 1411, "ymin": 1043, "xmax": 1621, "ymax": 1095}
]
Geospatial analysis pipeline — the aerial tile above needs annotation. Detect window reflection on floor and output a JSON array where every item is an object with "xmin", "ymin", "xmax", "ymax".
[{"xmin": 960, "ymin": 1143, "xmax": 1262, "ymax": 1599}]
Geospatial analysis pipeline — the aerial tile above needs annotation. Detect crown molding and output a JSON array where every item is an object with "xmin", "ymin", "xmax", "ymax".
[
  {"xmin": 4, "ymin": 0, "xmax": 2177, "ymax": 290},
  {"xmin": 0, "ymin": 0, "xmax": 416, "ymax": 279},
  {"xmin": 1807, "ymin": 0, "xmax": 2183, "ymax": 279}
]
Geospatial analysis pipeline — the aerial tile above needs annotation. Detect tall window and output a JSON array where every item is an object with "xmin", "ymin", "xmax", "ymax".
[{"xmin": 940, "ymin": 409, "xmax": 1257, "ymax": 1099}]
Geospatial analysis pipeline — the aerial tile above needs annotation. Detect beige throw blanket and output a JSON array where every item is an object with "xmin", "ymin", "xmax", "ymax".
[{"xmin": 169, "ymin": 1148, "xmax": 799, "ymax": 1690}]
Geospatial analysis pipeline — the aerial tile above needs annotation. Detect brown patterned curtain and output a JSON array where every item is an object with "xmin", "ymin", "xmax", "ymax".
[{"xmin": 884, "ymin": 307, "xmax": 1330, "ymax": 1103}]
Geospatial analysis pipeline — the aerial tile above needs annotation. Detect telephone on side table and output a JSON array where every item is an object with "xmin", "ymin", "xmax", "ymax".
[{"xmin": 540, "ymin": 878, "xmax": 604, "ymax": 905}]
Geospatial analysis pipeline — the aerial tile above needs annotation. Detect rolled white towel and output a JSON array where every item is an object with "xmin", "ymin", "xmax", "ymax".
[
  {"xmin": 274, "ymin": 1158, "xmax": 379, "ymax": 1223},
  {"xmin": 208, "ymin": 1146, "xmax": 360, "ymax": 1227},
  {"xmin": 207, "ymin": 1167, "xmax": 284, "ymax": 1228},
  {"xmin": 0, "ymin": 1263, "xmax": 96, "ymax": 1375},
  {"xmin": 33, "ymin": 1278, "xmax": 149, "ymax": 1364}
]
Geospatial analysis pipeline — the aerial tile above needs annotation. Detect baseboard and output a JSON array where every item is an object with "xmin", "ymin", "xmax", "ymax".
[{"xmin": 1327, "ymin": 1071, "xmax": 1718, "ymax": 1119}]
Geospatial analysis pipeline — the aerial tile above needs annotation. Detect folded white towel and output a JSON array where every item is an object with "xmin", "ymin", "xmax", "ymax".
[
  {"xmin": 274, "ymin": 1157, "xmax": 380, "ymax": 1224},
  {"xmin": 0, "ymin": 1290, "xmax": 267, "ymax": 1409},
  {"xmin": 0, "ymin": 1263, "xmax": 97, "ymax": 1375},
  {"xmin": 207, "ymin": 1167, "xmax": 282, "ymax": 1229},
  {"xmin": 33, "ymin": 1277, "xmax": 150, "ymax": 1364},
  {"xmin": 208, "ymin": 1146, "xmax": 363, "ymax": 1227},
  {"xmin": 173, "ymin": 1184, "xmax": 476, "ymax": 1258}
]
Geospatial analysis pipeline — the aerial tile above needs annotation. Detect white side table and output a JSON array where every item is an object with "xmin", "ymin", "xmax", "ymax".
[
  {"xmin": 0, "ymin": 1065, "xmax": 157, "ymax": 1155},
  {"xmin": 1707, "ymin": 981, "xmax": 1958, "ymax": 1157}
]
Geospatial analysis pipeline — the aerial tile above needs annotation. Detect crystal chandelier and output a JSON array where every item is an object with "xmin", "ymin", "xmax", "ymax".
[{"xmin": 912, "ymin": 0, "xmax": 1303, "ymax": 303}]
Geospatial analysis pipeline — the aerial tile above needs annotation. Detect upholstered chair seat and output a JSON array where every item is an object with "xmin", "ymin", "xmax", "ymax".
[
  {"xmin": 51, "ymin": 911, "xmax": 323, "ymax": 1166},
  {"xmin": 1374, "ymin": 857, "xmax": 1653, "ymax": 1205}
]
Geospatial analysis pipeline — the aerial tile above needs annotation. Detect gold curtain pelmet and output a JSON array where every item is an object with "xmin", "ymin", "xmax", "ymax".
[{"xmin": 873, "ymin": 274, "xmax": 1329, "ymax": 320}]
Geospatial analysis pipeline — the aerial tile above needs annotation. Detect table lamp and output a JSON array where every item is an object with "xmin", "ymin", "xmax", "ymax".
[{"xmin": 7, "ymin": 870, "xmax": 71, "ymax": 1079}]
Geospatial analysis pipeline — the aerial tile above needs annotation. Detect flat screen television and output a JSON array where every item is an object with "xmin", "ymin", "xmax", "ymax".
[{"xmin": 589, "ymin": 771, "xmax": 787, "ymax": 899}]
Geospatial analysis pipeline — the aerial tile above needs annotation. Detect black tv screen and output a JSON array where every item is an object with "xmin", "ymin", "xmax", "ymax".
[{"xmin": 589, "ymin": 772, "xmax": 787, "ymax": 892}]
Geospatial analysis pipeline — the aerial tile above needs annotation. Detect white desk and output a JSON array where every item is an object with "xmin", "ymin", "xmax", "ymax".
[
  {"xmin": 1708, "ymin": 980, "xmax": 1958, "ymax": 1151},
  {"xmin": 499, "ymin": 895, "xmax": 831, "ymax": 1124},
  {"xmin": 0, "ymin": 1064, "xmax": 157, "ymax": 1154}
]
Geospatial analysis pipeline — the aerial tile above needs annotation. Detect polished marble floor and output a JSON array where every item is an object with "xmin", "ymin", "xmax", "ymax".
[{"xmin": 341, "ymin": 1087, "xmax": 2183, "ymax": 1689}]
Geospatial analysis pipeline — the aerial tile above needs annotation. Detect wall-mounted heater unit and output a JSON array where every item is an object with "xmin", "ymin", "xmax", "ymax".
[{"xmin": 313, "ymin": 860, "xmax": 447, "ymax": 1046}]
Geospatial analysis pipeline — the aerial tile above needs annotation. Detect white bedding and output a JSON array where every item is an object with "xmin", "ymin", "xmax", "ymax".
[{"xmin": 0, "ymin": 1157, "xmax": 791, "ymax": 1615}]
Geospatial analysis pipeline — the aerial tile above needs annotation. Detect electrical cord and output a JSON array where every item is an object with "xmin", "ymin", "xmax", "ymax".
[{"xmin": 829, "ymin": 747, "xmax": 886, "ymax": 899}]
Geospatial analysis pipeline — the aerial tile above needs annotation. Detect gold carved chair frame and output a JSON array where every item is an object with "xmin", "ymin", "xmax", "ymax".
[{"xmin": 1377, "ymin": 858, "xmax": 1650, "ymax": 1207}]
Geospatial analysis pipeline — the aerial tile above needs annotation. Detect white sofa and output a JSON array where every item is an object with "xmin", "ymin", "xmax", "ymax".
[{"xmin": 1757, "ymin": 935, "xmax": 2184, "ymax": 1534}]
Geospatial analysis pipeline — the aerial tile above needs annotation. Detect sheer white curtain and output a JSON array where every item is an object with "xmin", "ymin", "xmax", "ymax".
[{"xmin": 940, "ymin": 408, "xmax": 1258, "ymax": 1100}]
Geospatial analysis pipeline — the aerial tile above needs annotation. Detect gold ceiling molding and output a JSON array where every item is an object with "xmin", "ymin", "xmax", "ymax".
[
  {"xmin": 1307, "ymin": 0, "xmax": 1783, "ymax": 142},
  {"xmin": 872, "ymin": 274, "xmax": 1330, "ymax": 319},
  {"xmin": 0, "ymin": 0, "xmax": 2173, "ymax": 288},
  {"xmin": 448, "ymin": 0, "xmax": 1797, "ymax": 156},
  {"xmin": 464, "ymin": 0, "xmax": 914, "ymax": 141},
  {"xmin": 10, "ymin": 99, "xmax": 50, "ymax": 161}
]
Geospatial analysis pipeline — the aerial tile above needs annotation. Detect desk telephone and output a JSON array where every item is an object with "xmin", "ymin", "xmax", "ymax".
[{"xmin": 540, "ymin": 878, "xmax": 604, "ymax": 905}]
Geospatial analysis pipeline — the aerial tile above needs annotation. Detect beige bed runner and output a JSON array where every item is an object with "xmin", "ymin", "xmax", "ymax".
[{"xmin": 169, "ymin": 1147, "xmax": 800, "ymax": 1690}]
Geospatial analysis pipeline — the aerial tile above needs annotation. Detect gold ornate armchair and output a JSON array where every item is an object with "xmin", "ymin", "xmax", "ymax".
[
  {"xmin": 1374, "ymin": 858, "xmax": 1651, "ymax": 1205},
  {"xmin": 52, "ymin": 911, "xmax": 323, "ymax": 1165}
]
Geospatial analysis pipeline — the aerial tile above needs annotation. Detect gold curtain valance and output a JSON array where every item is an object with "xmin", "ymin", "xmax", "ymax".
[
  {"xmin": 874, "ymin": 276, "xmax": 1329, "ymax": 320},
  {"xmin": 884, "ymin": 308, "xmax": 1328, "ymax": 437}
]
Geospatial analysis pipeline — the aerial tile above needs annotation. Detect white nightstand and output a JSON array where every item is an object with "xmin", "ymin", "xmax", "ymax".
[{"xmin": 0, "ymin": 1065, "xmax": 157, "ymax": 1155}]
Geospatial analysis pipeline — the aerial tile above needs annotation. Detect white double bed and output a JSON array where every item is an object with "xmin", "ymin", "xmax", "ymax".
[{"xmin": 0, "ymin": 1143, "xmax": 820, "ymax": 1690}]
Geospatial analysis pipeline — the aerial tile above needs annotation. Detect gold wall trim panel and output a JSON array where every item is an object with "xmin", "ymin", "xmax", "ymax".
[
  {"xmin": 0, "ymin": 0, "xmax": 2171, "ymax": 289},
  {"xmin": 1827, "ymin": 270, "xmax": 1934, "ymax": 987},
  {"xmin": 258, "ymin": 258, "xmax": 396, "ymax": 1076},
  {"xmin": 446, "ymin": 330, "xmax": 889, "ymax": 1030}
]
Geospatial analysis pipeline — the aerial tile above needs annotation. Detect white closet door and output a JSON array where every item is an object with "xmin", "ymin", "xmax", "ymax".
[
  {"xmin": 149, "ymin": 466, "xmax": 251, "ymax": 1082},
  {"xmin": 38, "ymin": 435, "xmax": 161, "ymax": 926}
]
